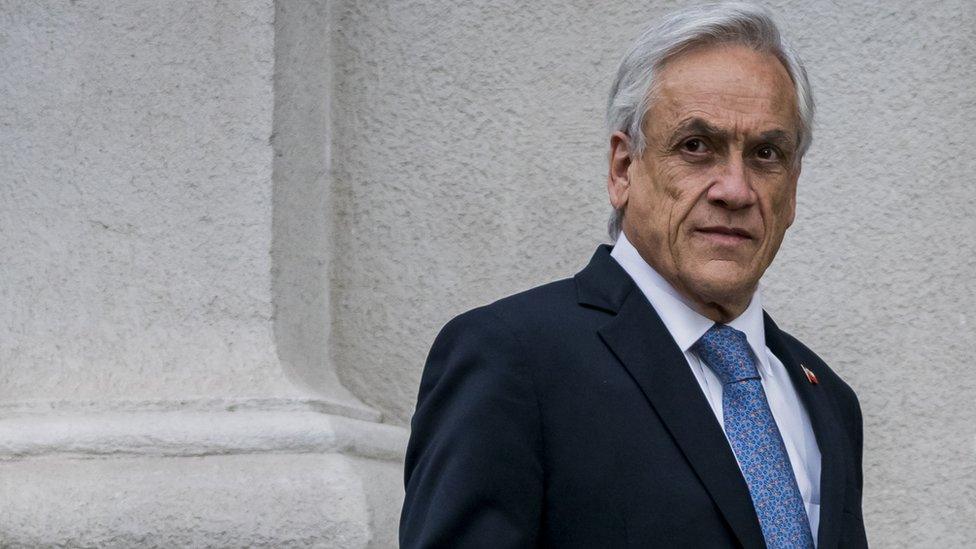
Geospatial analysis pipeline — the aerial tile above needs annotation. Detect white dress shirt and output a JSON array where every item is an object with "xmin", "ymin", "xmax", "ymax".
[{"xmin": 610, "ymin": 232, "xmax": 822, "ymax": 544}]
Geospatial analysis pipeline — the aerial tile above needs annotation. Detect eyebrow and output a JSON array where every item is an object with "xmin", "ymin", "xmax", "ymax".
[
  {"xmin": 669, "ymin": 117, "xmax": 797, "ymax": 150},
  {"xmin": 758, "ymin": 129, "xmax": 797, "ymax": 150},
  {"xmin": 670, "ymin": 118, "xmax": 727, "ymax": 143}
]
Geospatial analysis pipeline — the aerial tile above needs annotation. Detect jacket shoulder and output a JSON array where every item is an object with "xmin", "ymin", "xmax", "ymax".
[{"xmin": 435, "ymin": 276, "xmax": 576, "ymax": 335}]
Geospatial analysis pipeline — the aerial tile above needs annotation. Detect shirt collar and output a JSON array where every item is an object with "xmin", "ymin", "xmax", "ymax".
[{"xmin": 609, "ymin": 232, "xmax": 771, "ymax": 375}]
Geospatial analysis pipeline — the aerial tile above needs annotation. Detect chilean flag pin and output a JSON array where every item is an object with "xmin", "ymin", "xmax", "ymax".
[{"xmin": 801, "ymin": 364, "xmax": 819, "ymax": 385}]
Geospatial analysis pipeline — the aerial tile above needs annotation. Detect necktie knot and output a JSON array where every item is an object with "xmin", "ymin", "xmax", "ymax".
[{"xmin": 694, "ymin": 324, "xmax": 759, "ymax": 385}]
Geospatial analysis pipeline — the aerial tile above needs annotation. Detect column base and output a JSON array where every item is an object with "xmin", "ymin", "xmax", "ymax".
[{"xmin": 0, "ymin": 401, "xmax": 408, "ymax": 547}]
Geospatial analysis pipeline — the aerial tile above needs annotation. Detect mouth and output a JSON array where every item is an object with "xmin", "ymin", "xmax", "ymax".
[{"xmin": 695, "ymin": 225, "xmax": 754, "ymax": 245}]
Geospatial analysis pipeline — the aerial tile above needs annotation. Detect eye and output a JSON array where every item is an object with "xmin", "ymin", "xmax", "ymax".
[
  {"xmin": 755, "ymin": 145, "xmax": 780, "ymax": 161},
  {"xmin": 680, "ymin": 138, "xmax": 709, "ymax": 155}
]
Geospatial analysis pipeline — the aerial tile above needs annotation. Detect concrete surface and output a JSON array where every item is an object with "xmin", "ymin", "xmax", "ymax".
[
  {"xmin": 0, "ymin": 452, "xmax": 402, "ymax": 548},
  {"xmin": 1, "ymin": 0, "xmax": 973, "ymax": 546},
  {"xmin": 1, "ymin": 1, "xmax": 405, "ymax": 545},
  {"xmin": 1, "ymin": 0, "xmax": 294, "ymax": 402},
  {"xmin": 330, "ymin": 1, "xmax": 976, "ymax": 547}
]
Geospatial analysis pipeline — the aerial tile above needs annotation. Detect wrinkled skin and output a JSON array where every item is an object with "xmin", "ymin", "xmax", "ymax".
[{"xmin": 608, "ymin": 44, "xmax": 802, "ymax": 323}]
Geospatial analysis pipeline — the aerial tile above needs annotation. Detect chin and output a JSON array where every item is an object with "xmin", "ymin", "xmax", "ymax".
[{"xmin": 686, "ymin": 263, "xmax": 758, "ymax": 305}]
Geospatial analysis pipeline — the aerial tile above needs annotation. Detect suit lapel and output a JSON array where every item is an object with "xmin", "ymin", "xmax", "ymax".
[
  {"xmin": 598, "ymin": 288, "xmax": 767, "ymax": 548},
  {"xmin": 576, "ymin": 247, "xmax": 765, "ymax": 547},
  {"xmin": 764, "ymin": 314, "xmax": 848, "ymax": 549}
]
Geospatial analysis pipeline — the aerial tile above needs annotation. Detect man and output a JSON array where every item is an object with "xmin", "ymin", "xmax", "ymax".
[{"xmin": 401, "ymin": 3, "xmax": 866, "ymax": 548}]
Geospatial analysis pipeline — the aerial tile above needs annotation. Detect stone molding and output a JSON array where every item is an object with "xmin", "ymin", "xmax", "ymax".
[
  {"xmin": 0, "ymin": 402, "xmax": 408, "ymax": 547},
  {"xmin": 0, "ymin": 401, "xmax": 406, "ymax": 462}
]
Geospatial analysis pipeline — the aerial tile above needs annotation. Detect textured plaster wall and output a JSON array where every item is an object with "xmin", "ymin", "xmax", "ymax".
[
  {"xmin": 331, "ymin": 1, "xmax": 615, "ymax": 424},
  {"xmin": 0, "ymin": 453, "xmax": 377, "ymax": 547},
  {"xmin": 1, "ymin": 1, "xmax": 406, "ymax": 545},
  {"xmin": 3, "ymin": 0, "xmax": 973, "ymax": 545},
  {"xmin": 330, "ymin": 1, "xmax": 976, "ymax": 547},
  {"xmin": 272, "ymin": 0, "xmax": 368, "ymax": 408},
  {"xmin": 762, "ymin": 2, "xmax": 976, "ymax": 546},
  {"xmin": 0, "ymin": 1, "xmax": 296, "ymax": 402}
]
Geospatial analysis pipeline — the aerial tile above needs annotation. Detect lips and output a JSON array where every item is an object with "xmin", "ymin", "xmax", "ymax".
[{"xmin": 695, "ymin": 225, "xmax": 754, "ymax": 243}]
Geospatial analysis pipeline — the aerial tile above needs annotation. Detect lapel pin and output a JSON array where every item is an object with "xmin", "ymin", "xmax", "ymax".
[{"xmin": 801, "ymin": 364, "xmax": 819, "ymax": 385}]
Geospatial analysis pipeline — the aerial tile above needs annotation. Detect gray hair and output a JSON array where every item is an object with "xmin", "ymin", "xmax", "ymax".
[{"xmin": 605, "ymin": 2, "xmax": 814, "ymax": 241}]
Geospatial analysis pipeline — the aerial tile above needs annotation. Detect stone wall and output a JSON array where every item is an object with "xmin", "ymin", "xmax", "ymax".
[
  {"xmin": 330, "ymin": 1, "xmax": 976, "ymax": 546},
  {"xmin": 1, "ymin": 1, "xmax": 405, "ymax": 546},
  {"xmin": 1, "ymin": 0, "xmax": 973, "ymax": 546}
]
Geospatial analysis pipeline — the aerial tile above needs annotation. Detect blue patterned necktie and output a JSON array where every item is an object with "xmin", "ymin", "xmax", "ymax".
[{"xmin": 695, "ymin": 324, "xmax": 815, "ymax": 549}]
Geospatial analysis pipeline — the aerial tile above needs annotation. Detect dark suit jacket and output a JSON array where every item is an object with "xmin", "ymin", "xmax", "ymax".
[{"xmin": 401, "ymin": 245, "xmax": 866, "ymax": 548}]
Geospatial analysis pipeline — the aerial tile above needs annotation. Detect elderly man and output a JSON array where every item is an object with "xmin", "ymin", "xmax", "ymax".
[{"xmin": 400, "ymin": 3, "xmax": 866, "ymax": 548}]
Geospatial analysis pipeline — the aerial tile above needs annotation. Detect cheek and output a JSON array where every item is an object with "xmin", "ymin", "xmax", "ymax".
[
  {"xmin": 633, "ymin": 161, "xmax": 707, "ymax": 241},
  {"xmin": 668, "ymin": 180, "xmax": 710, "ymax": 231},
  {"xmin": 771, "ymin": 183, "xmax": 794, "ymax": 208},
  {"xmin": 649, "ymin": 164, "xmax": 699, "ymax": 215},
  {"xmin": 760, "ymin": 181, "xmax": 797, "ymax": 228}
]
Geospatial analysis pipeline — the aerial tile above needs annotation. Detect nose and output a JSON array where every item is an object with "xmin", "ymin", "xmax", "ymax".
[{"xmin": 706, "ymin": 157, "xmax": 755, "ymax": 210}]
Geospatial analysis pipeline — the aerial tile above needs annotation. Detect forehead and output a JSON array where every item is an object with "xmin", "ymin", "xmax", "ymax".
[{"xmin": 648, "ymin": 44, "xmax": 798, "ymax": 134}]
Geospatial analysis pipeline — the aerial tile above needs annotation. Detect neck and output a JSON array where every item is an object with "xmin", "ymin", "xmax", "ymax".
[
  {"xmin": 689, "ymin": 295, "xmax": 751, "ymax": 324},
  {"xmin": 637, "ymin": 250, "xmax": 754, "ymax": 324}
]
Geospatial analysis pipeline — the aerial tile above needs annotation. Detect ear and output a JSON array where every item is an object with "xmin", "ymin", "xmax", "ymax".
[{"xmin": 608, "ymin": 131, "xmax": 634, "ymax": 211}]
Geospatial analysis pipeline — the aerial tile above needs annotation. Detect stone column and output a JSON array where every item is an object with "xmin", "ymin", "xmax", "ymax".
[{"xmin": 0, "ymin": 1, "xmax": 406, "ymax": 546}]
